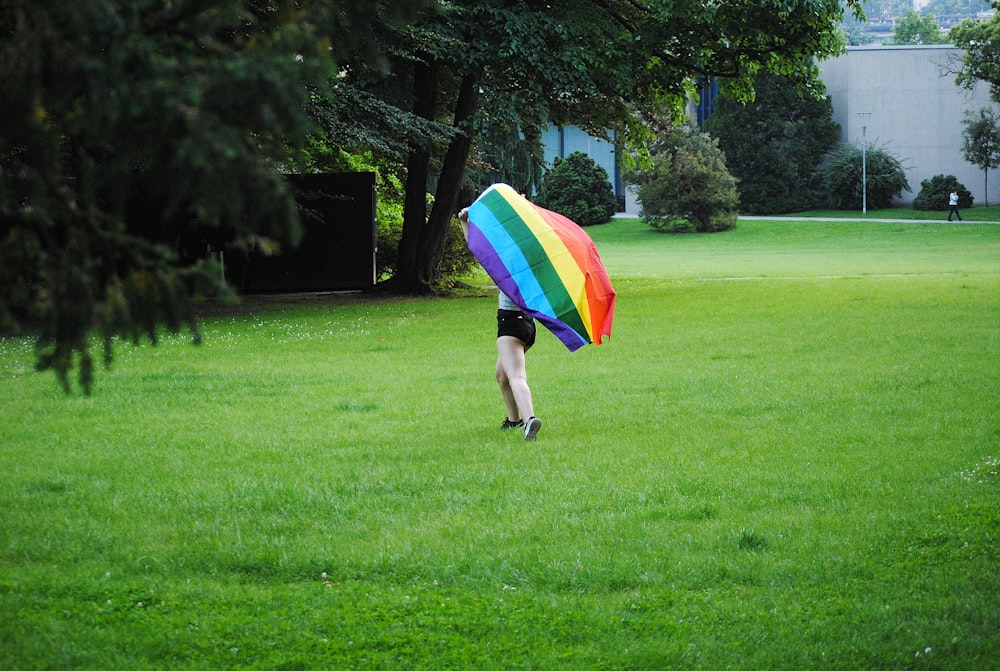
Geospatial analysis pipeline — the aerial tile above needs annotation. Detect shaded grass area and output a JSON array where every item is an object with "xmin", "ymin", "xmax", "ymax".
[{"xmin": 1, "ymin": 221, "xmax": 998, "ymax": 669}]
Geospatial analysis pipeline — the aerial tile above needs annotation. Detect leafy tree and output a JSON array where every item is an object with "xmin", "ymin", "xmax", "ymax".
[
  {"xmin": 0, "ymin": 0, "xmax": 440, "ymax": 392},
  {"xmin": 892, "ymin": 9, "xmax": 948, "ymax": 45},
  {"xmin": 706, "ymin": 66, "xmax": 840, "ymax": 215},
  {"xmin": 960, "ymin": 107, "xmax": 1000, "ymax": 205},
  {"xmin": 912, "ymin": 174, "xmax": 973, "ymax": 210},
  {"xmin": 627, "ymin": 125, "xmax": 739, "ymax": 233},
  {"xmin": 950, "ymin": 3, "xmax": 1000, "ymax": 102},
  {"xmin": 824, "ymin": 142, "xmax": 910, "ymax": 209},
  {"xmin": 859, "ymin": 0, "xmax": 912, "ymax": 18},
  {"xmin": 356, "ymin": 0, "xmax": 864, "ymax": 294},
  {"xmin": 0, "ymin": 1, "xmax": 345, "ymax": 392},
  {"xmin": 535, "ymin": 152, "xmax": 618, "ymax": 227},
  {"xmin": 924, "ymin": 0, "xmax": 992, "ymax": 17}
]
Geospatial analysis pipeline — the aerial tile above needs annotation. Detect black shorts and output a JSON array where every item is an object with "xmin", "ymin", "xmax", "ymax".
[{"xmin": 497, "ymin": 309, "xmax": 536, "ymax": 348}]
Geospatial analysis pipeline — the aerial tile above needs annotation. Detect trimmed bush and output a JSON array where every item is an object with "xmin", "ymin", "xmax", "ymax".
[
  {"xmin": 912, "ymin": 174, "xmax": 973, "ymax": 211},
  {"xmin": 535, "ymin": 151, "xmax": 618, "ymax": 227}
]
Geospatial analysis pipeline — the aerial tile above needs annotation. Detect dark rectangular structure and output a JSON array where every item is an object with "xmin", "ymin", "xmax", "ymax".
[{"xmin": 228, "ymin": 172, "xmax": 376, "ymax": 292}]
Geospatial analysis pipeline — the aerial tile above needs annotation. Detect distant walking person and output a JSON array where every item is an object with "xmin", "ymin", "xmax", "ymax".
[{"xmin": 948, "ymin": 190, "xmax": 963, "ymax": 221}]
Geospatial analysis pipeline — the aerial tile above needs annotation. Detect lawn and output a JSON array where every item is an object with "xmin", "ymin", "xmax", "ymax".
[
  {"xmin": 764, "ymin": 204, "xmax": 1000, "ymax": 222},
  {"xmin": 1, "ymin": 218, "xmax": 998, "ymax": 670}
]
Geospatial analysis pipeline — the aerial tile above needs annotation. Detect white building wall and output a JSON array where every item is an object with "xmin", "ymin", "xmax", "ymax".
[{"xmin": 819, "ymin": 45, "xmax": 1000, "ymax": 205}]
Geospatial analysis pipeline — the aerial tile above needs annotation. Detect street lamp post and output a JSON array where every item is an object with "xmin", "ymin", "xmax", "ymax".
[{"xmin": 857, "ymin": 112, "xmax": 871, "ymax": 214}]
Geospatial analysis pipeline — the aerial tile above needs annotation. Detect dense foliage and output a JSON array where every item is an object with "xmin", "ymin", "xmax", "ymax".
[
  {"xmin": 924, "ymin": 0, "xmax": 993, "ymax": 16},
  {"xmin": 0, "ymin": 0, "xmax": 342, "ymax": 392},
  {"xmin": 627, "ymin": 125, "xmax": 739, "ymax": 233},
  {"xmin": 706, "ymin": 67, "xmax": 840, "ymax": 215},
  {"xmin": 824, "ymin": 143, "xmax": 910, "ymax": 209},
  {"xmin": 912, "ymin": 174, "xmax": 973, "ymax": 210},
  {"xmin": 535, "ymin": 152, "xmax": 618, "ymax": 227},
  {"xmin": 892, "ymin": 9, "xmax": 948, "ymax": 45},
  {"xmin": 364, "ymin": 0, "xmax": 863, "ymax": 294},
  {"xmin": 951, "ymin": 3, "xmax": 1000, "ymax": 102}
]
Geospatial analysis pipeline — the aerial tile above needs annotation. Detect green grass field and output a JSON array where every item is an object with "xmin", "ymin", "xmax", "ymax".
[
  {"xmin": 2, "ymin": 218, "xmax": 998, "ymax": 669},
  {"xmin": 767, "ymin": 203, "xmax": 1000, "ymax": 222}
]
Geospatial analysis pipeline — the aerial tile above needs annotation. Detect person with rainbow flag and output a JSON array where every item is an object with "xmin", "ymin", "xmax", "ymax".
[{"xmin": 459, "ymin": 206, "xmax": 542, "ymax": 441}]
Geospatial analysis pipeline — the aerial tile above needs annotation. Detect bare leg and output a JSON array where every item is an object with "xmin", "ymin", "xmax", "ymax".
[{"xmin": 496, "ymin": 335, "xmax": 534, "ymax": 421}]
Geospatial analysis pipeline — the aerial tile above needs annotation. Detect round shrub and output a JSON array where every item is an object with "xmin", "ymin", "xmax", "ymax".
[
  {"xmin": 535, "ymin": 151, "xmax": 618, "ymax": 226},
  {"xmin": 912, "ymin": 174, "xmax": 973, "ymax": 211},
  {"xmin": 824, "ymin": 142, "xmax": 910, "ymax": 209}
]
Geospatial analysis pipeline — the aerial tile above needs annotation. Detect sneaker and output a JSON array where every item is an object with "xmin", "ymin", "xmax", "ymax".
[
  {"xmin": 523, "ymin": 416, "xmax": 541, "ymax": 441},
  {"xmin": 501, "ymin": 418, "xmax": 524, "ymax": 430}
]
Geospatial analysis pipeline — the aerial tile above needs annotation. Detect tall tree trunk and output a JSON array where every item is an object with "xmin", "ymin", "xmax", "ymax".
[
  {"xmin": 395, "ymin": 58, "xmax": 439, "ymax": 294},
  {"xmin": 414, "ymin": 72, "xmax": 480, "ymax": 291},
  {"xmin": 394, "ymin": 63, "xmax": 480, "ymax": 294}
]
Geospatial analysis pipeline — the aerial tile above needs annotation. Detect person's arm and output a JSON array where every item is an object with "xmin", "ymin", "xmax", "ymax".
[{"xmin": 458, "ymin": 207, "xmax": 470, "ymax": 243}]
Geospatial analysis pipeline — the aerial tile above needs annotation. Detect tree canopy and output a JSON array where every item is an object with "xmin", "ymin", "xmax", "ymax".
[
  {"xmin": 892, "ymin": 9, "xmax": 949, "ymax": 45},
  {"xmin": 355, "ymin": 0, "xmax": 863, "ymax": 294},
  {"xmin": 951, "ymin": 2, "xmax": 1000, "ymax": 101}
]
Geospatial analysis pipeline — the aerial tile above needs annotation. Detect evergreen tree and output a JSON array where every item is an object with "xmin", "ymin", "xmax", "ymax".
[
  {"xmin": 706, "ymin": 67, "xmax": 840, "ymax": 215},
  {"xmin": 0, "ymin": 1, "xmax": 338, "ymax": 392},
  {"xmin": 627, "ymin": 125, "xmax": 739, "ymax": 233},
  {"xmin": 0, "ymin": 0, "xmax": 434, "ymax": 392}
]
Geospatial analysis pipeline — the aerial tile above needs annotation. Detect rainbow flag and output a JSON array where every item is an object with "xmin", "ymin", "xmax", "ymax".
[{"xmin": 466, "ymin": 183, "xmax": 616, "ymax": 351}]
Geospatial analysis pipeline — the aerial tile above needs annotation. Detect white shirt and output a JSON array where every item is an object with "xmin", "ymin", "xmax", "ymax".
[{"xmin": 498, "ymin": 291, "xmax": 520, "ymax": 311}]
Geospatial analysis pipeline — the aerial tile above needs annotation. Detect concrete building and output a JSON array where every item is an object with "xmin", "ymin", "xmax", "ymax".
[{"xmin": 820, "ymin": 45, "xmax": 999, "ymax": 206}]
